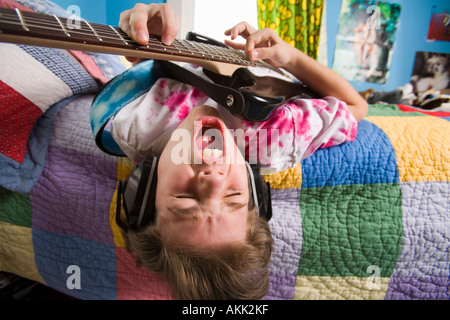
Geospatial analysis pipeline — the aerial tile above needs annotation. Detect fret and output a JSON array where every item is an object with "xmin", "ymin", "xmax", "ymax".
[
  {"xmin": 14, "ymin": 8, "xmax": 29, "ymax": 31},
  {"xmin": 178, "ymin": 40, "xmax": 195, "ymax": 55},
  {"xmin": 85, "ymin": 21, "xmax": 102, "ymax": 42},
  {"xmin": 53, "ymin": 14, "xmax": 70, "ymax": 37},
  {"xmin": 110, "ymin": 25, "xmax": 129, "ymax": 45},
  {"xmin": 171, "ymin": 39, "xmax": 183, "ymax": 54}
]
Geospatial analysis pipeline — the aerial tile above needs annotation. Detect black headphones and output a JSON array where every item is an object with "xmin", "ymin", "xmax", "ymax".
[{"xmin": 116, "ymin": 157, "xmax": 272, "ymax": 232}]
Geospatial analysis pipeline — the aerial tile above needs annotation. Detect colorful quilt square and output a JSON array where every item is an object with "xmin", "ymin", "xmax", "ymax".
[
  {"xmin": 115, "ymin": 247, "xmax": 171, "ymax": 300},
  {"xmin": 0, "ymin": 187, "xmax": 32, "ymax": 227},
  {"xmin": 0, "ymin": 81, "xmax": 42, "ymax": 163},
  {"xmin": 33, "ymin": 229, "xmax": 116, "ymax": 299},
  {"xmin": 298, "ymin": 183, "xmax": 403, "ymax": 277},
  {"xmin": 30, "ymin": 145, "xmax": 117, "ymax": 245},
  {"xmin": 302, "ymin": 119, "xmax": 399, "ymax": 187}
]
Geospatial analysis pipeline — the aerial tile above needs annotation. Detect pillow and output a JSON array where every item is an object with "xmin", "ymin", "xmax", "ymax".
[{"xmin": 0, "ymin": 0, "xmax": 126, "ymax": 192}]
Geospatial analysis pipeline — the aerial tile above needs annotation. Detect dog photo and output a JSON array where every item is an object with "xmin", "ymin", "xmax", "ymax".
[{"xmin": 410, "ymin": 52, "xmax": 450, "ymax": 92}]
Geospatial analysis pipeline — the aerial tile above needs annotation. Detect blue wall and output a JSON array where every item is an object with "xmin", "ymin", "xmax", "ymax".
[
  {"xmin": 51, "ymin": 0, "xmax": 165, "ymax": 26},
  {"xmin": 327, "ymin": 0, "xmax": 450, "ymax": 92}
]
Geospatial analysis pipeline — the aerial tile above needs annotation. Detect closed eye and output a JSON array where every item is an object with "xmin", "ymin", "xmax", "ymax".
[
  {"xmin": 175, "ymin": 195, "xmax": 196, "ymax": 199},
  {"xmin": 225, "ymin": 192, "xmax": 241, "ymax": 198}
]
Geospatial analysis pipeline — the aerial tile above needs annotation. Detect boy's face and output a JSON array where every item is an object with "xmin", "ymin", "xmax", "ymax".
[{"xmin": 155, "ymin": 105, "xmax": 250, "ymax": 248}]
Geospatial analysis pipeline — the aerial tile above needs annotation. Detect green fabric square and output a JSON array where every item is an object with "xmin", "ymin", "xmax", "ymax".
[
  {"xmin": 298, "ymin": 183, "xmax": 403, "ymax": 277},
  {"xmin": 0, "ymin": 187, "xmax": 32, "ymax": 228},
  {"xmin": 366, "ymin": 104, "xmax": 424, "ymax": 117}
]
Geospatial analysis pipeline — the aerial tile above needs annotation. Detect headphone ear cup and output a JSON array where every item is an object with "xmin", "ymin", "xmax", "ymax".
[
  {"xmin": 137, "ymin": 157, "xmax": 158, "ymax": 227},
  {"xmin": 247, "ymin": 163, "xmax": 272, "ymax": 221},
  {"xmin": 122, "ymin": 156, "xmax": 158, "ymax": 229}
]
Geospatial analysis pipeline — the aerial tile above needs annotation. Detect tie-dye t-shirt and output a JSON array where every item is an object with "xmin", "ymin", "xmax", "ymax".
[{"xmin": 111, "ymin": 76, "xmax": 358, "ymax": 173}]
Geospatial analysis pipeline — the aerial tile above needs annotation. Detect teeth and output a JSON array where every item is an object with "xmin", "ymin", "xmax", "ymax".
[
  {"xmin": 203, "ymin": 148, "xmax": 212, "ymax": 158},
  {"xmin": 212, "ymin": 148, "xmax": 222, "ymax": 158},
  {"xmin": 203, "ymin": 148, "xmax": 223, "ymax": 158}
]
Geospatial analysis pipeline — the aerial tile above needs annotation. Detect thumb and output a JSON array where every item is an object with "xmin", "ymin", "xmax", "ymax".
[{"xmin": 249, "ymin": 47, "xmax": 272, "ymax": 62}]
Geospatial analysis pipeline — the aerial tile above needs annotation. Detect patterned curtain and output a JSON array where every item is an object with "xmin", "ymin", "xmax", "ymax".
[{"xmin": 257, "ymin": 0, "xmax": 324, "ymax": 60}]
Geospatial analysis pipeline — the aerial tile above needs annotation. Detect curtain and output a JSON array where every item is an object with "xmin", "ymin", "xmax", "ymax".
[{"xmin": 257, "ymin": 0, "xmax": 324, "ymax": 60}]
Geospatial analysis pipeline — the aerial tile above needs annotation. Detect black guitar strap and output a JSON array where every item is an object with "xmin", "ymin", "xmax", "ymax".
[{"xmin": 156, "ymin": 60, "xmax": 247, "ymax": 117}]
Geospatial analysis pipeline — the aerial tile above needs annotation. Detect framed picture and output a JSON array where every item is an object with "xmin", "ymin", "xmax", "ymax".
[
  {"xmin": 332, "ymin": 0, "xmax": 401, "ymax": 84},
  {"xmin": 427, "ymin": 4, "xmax": 450, "ymax": 42},
  {"xmin": 410, "ymin": 51, "xmax": 450, "ymax": 92}
]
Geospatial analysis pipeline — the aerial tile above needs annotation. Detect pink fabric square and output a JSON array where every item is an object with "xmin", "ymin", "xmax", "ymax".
[{"xmin": 115, "ymin": 247, "xmax": 172, "ymax": 300}]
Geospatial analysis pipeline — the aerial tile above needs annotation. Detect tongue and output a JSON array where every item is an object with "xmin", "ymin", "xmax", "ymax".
[{"xmin": 197, "ymin": 135, "xmax": 215, "ymax": 150}]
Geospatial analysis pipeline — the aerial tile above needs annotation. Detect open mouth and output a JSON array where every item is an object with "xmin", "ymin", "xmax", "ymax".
[{"xmin": 193, "ymin": 116, "xmax": 225, "ymax": 162}]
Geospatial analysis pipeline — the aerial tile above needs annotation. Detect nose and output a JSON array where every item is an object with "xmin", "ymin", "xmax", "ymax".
[{"xmin": 196, "ymin": 166, "xmax": 226, "ymax": 191}]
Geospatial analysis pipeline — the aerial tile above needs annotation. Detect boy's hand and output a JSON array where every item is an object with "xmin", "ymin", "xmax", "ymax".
[
  {"xmin": 224, "ymin": 21, "xmax": 294, "ymax": 69},
  {"xmin": 119, "ymin": 3, "xmax": 179, "ymax": 63}
]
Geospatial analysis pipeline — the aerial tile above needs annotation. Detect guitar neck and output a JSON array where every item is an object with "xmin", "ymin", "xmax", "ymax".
[{"xmin": 0, "ymin": 7, "xmax": 263, "ymax": 76}]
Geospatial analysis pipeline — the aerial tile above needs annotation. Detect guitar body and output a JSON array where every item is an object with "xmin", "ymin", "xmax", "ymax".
[{"xmin": 0, "ymin": 8, "xmax": 320, "ymax": 121}]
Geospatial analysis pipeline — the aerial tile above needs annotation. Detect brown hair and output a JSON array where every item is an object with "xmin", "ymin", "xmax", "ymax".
[{"xmin": 125, "ymin": 207, "xmax": 273, "ymax": 300}]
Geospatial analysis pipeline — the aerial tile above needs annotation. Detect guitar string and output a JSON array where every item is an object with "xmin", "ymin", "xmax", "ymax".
[
  {"xmin": 0, "ymin": 11, "xmax": 254, "ymax": 65},
  {"xmin": 33, "ymin": 11, "xmax": 252, "ymax": 63},
  {"xmin": 1, "ymin": 10, "xmax": 252, "ymax": 59},
  {"xmin": 0, "ymin": 22, "xmax": 252, "ymax": 67}
]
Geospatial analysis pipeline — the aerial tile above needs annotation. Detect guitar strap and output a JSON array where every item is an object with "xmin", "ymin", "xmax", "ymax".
[{"xmin": 156, "ymin": 60, "xmax": 247, "ymax": 117}]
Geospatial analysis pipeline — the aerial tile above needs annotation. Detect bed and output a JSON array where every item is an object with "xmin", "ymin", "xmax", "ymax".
[{"xmin": 1, "ymin": 0, "xmax": 449, "ymax": 300}]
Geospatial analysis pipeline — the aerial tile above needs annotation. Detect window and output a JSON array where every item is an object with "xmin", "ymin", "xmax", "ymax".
[{"xmin": 167, "ymin": 0, "xmax": 258, "ymax": 43}]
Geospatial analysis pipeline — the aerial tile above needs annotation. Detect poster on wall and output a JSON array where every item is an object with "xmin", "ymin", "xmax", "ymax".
[
  {"xmin": 410, "ymin": 52, "xmax": 450, "ymax": 92},
  {"xmin": 427, "ymin": 4, "xmax": 450, "ymax": 42},
  {"xmin": 332, "ymin": 0, "xmax": 401, "ymax": 84}
]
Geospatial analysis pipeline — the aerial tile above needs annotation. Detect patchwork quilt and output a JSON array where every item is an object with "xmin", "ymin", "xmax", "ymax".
[
  {"xmin": 0, "ymin": 96, "xmax": 449, "ymax": 300},
  {"xmin": 0, "ymin": 0, "xmax": 449, "ymax": 301}
]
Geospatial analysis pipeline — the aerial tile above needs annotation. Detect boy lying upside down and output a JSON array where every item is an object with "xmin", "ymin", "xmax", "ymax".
[{"xmin": 94, "ymin": 3, "xmax": 367, "ymax": 300}]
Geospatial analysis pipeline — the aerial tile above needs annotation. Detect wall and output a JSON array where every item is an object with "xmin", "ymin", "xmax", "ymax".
[
  {"xmin": 51, "ymin": 0, "xmax": 165, "ymax": 26},
  {"xmin": 52, "ymin": 0, "xmax": 449, "ymax": 92},
  {"xmin": 327, "ymin": 0, "xmax": 450, "ymax": 92}
]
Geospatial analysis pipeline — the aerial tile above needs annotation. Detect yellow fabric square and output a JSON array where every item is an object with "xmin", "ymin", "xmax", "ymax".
[
  {"xmin": 294, "ymin": 275, "xmax": 390, "ymax": 300},
  {"xmin": 365, "ymin": 116, "xmax": 450, "ymax": 182},
  {"xmin": 263, "ymin": 162, "xmax": 302, "ymax": 189},
  {"xmin": 0, "ymin": 221, "xmax": 44, "ymax": 284}
]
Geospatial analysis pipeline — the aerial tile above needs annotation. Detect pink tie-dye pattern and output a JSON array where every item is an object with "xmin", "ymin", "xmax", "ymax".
[
  {"xmin": 113, "ymin": 75, "xmax": 358, "ymax": 172},
  {"xmin": 242, "ymin": 107, "xmax": 296, "ymax": 148},
  {"xmin": 158, "ymin": 86, "xmax": 206, "ymax": 121}
]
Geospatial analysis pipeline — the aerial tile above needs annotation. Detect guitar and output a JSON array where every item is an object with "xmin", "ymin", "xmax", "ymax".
[{"xmin": 0, "ymin": 7, "xmax": 320, "ymax": 121}]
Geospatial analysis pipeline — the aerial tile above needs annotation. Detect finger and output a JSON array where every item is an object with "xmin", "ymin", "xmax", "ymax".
[
  {"xmin": 129, "ymin": 3, "xmax": 152, "ymax": 44},
  {"xmin": 149, "ymin": 4, "xmax": 178, "ymax": 45},
  {"xmin": 224, "ymin": 21, "xmax": 256, "ymax": 40},
  {"xmin": 245, "ymin": 29, "xmax": 277, "ymax": 52},
  {"xmin": 118, "ymin": 9, "xmax": 132, "ymax": 35},
  {"xmin": 125, "ymin": 56, "xmax": 139, "ymax": 63},
  {"xmin": 249, "ymin": 47, "xmax": 269, "ymax": 61},
  {"xmin": 224, "ymin": 39, "xmax": 245, "ymax": 51}
]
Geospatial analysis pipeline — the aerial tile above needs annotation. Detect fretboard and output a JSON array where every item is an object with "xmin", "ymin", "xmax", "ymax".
[{"xmin": 0, "ymin": 7, "xmax": 265, "ymax": 75}]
